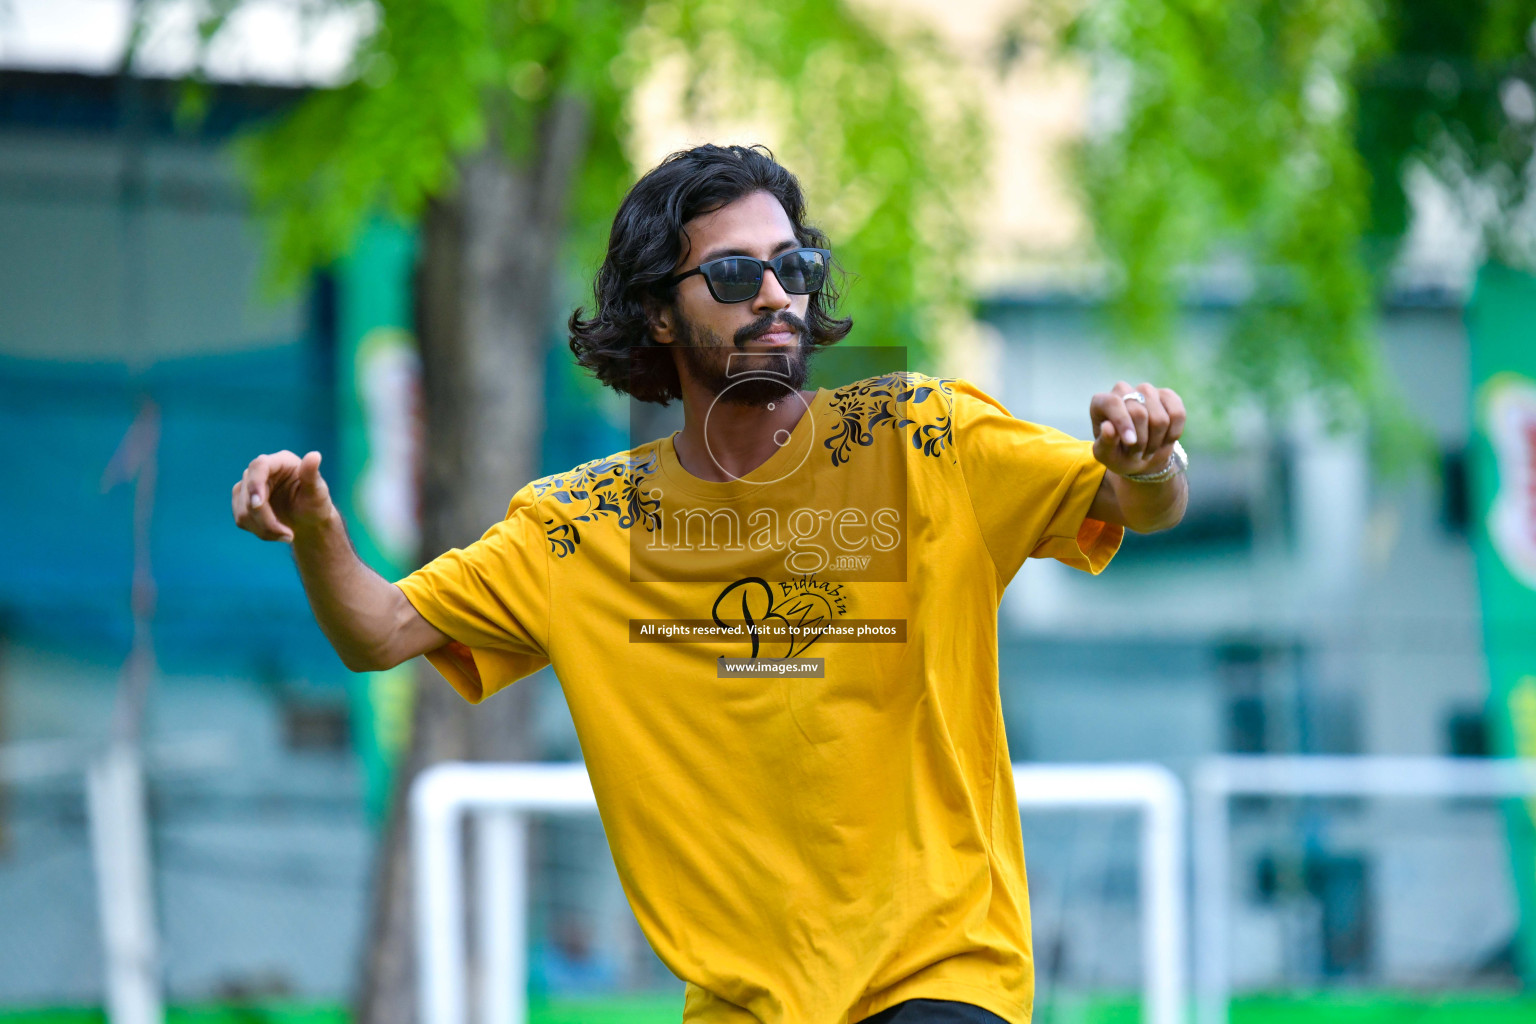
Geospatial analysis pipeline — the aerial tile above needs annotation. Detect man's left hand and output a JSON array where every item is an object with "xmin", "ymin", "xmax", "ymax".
[{"xmin": 1090, "ymin": 381, "xmax": 1186, "ymax": 477}]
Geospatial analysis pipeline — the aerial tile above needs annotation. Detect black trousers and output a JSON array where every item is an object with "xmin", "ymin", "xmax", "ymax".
[{"xmin": 861, "ymin": 999, "xmax": 1010, "ymax": 1023}]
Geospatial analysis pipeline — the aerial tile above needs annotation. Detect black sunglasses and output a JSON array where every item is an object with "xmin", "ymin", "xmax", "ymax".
[{"xmin": 661, "ymin": 247, "xmax": 831, "ymax": 303}]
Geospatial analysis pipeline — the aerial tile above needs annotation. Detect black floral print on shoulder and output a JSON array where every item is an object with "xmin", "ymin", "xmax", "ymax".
[
  {"xmin": 824, "ymin": 372, "xmax": 956, "ymax": 467},
  {"xmin": 526, "ymin": 447, "xmax": 663, "ymax": 557}
]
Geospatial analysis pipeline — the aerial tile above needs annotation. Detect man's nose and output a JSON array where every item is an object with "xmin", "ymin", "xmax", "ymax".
[{"xmin": 752, "ymin": 267, "xmax": 792, "ymax": 313}]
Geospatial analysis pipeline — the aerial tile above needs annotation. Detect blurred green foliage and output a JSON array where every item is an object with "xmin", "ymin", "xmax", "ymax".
[
  {"xmin": 178, "ymin": 0, "xmax": 983, "ymax": 366},
  {"xmin": 1010, "ymin": 1, "xmax": 1536, "ymax": 457},
  {"xmin": 152, "ymin": 1, "xmax": 1536, "ymax": 442},
  {"xmin": 1358, "ymin": 1, "xmax": 1536, "ymax": 267},
  {"xmin": 1045, "ymin": 0, "xmax": 1388, "ymax": 427}
]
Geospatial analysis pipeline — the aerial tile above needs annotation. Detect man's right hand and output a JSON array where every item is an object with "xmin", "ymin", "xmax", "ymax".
[
  {"xmin": 230, "ymin": 448, "xmax": 449, "ymax": 671},
  {"xmin": 232, "ymin": 450, "xmax": 334, "ymax": 543}
]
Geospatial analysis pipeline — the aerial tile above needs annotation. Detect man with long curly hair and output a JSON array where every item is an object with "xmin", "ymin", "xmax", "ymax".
[{"xmin": 233, "ymin": 144, "xmax": 1188, "ymax": 1024}]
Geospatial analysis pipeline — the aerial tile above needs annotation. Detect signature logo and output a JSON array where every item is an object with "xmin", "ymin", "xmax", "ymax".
[{"xmin": 710, "ymin": 576, "xmax": 843, "ymax": 659}]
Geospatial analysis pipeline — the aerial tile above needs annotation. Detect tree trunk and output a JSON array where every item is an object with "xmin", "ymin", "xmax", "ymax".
[{"xmin": 355, "ymin": 95, "xmax": 589, "ymax": 1024}]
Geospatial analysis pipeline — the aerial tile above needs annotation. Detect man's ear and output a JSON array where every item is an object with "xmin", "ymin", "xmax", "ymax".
[{"xmin": 644, "ymin": 297, "xmax": 676, "ymax": 346}]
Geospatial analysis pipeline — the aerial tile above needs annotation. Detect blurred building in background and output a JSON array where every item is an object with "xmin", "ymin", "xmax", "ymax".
[
  {"xmin": 0, "ymin": 65, "xmax": 373, "ymax": 1003},
  {"xmin": 0, "ymin": 0, "xmax": 1520, "ymax": 1013}
]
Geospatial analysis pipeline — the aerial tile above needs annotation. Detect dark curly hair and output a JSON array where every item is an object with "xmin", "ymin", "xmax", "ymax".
[{"xmin": 568, "ymin": 144, "xmax": 852, "ymax": 406}]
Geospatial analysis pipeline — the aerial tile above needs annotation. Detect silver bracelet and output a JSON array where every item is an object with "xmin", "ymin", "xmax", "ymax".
[{"xmin": 1122, "ymin": 440, "xmax": 1188, "ymax": 484}]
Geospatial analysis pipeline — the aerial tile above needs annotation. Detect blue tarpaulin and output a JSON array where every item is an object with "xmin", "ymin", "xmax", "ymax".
[{"xmin": 0, "ymin": 342, "xmax": 345, "ymax": 680}]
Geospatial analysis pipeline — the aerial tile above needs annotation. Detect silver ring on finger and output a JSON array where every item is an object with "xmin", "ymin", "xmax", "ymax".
[{"xmin": 1123, "ymin": 391, "xmax": 1146, "ymax": 405}]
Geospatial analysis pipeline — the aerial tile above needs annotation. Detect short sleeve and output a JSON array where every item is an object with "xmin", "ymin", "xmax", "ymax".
[
  {"xmin": 393, "ymin": 487, "xmax": 551, "ymax": 704},
  {"xmin": 951, "ymin": 378, "xmax": 1123, "ymax": 585}
]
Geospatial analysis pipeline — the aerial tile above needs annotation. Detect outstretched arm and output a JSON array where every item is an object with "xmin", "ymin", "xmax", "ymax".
[
  {"xmin": 232, "ymin": 450, "xmax": 448, "ymax": 672},
  {"xmin": 1085, "ymin": 382, "xmax": 1189, "ymax": 534}
]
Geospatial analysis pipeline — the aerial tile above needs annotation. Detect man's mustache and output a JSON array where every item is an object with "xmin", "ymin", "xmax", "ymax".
[{"xmin": 734, "ymin": 312, "xmax": 809, "ymax": 347}]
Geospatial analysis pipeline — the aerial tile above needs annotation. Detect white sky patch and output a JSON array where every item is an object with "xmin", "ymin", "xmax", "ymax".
[
  {"xmin": 0, "ymin": 0, "xmax": 373, "ymax": 85},
  {"xmin": 1395, "ymin": 159, "xmax": 1487, "ymax": 296}
]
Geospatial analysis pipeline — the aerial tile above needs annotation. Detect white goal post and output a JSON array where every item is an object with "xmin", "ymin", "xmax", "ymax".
[
  {"xmin": 412, "ymin": 762, "xmax": 1187, "ymax": 1024},
  {"xmin": 1193, "ymin": 755, "xmax": 1536, "ymax": 1024}
]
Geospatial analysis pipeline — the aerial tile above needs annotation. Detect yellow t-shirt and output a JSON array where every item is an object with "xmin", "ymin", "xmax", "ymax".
[{"xmin": 395, "ymin": 373, "xmax": 1122, "ymax": 1024}]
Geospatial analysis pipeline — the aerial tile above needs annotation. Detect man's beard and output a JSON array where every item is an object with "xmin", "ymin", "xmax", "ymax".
[{"xmin": 673, "ymin": 307, "xmax": 816, "ymax": 407}]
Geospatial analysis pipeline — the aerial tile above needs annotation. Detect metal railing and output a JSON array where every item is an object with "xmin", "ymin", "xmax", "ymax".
[
  {"xmin": 412, "ymin": 761, "xmax": 1187, "ymax": 1024},
  {"xmin": 1192, "ymin": 755, "xmax": 1536, "ymax": 1024}
]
